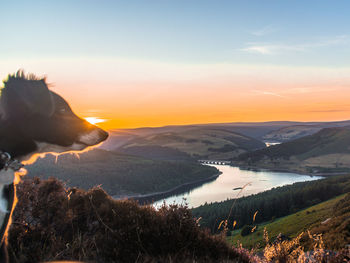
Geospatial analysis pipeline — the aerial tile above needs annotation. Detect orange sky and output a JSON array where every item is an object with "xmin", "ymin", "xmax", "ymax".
[
  {"xmin": 3, "ymin": 1, "xmax": 350, "ymax": 130},
  {"xmin": 1, "ymin": 58, "xmax": 350, "ymax": 130}
]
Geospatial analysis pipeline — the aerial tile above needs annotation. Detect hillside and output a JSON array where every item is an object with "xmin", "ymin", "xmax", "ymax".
[
  {"xmin": 9, "ymin": 177, "xmax": 248, "ymax": 263},
  {"xmin": 9, "ymin": 177, "xmax": 350, "ymax": 262},
  {"xmin": 25, "ymin": 149, "xmax": 218, "ymax": 197},
  {"xmin": 236, "ymin": 127, "xmax": 350, "ymax": 174},
  {"xmin": 228, "ymin": 192, "xmax": 350, "ymax": 252},
  {"xmin": 262, "ymin": 120, "xmax": 350, "ymax": 142},
  {"xmin": 262, "ymin": 125, "xmax": 324, "ymax": 142},
  {"xmin": 228, "ymin": 194, "xmax": 346, "ymax": 249},
  {"xmin": 192, "ymin": 174, "xmax": 350, "ymax": 233},
  {"xmin": 100, "ymin": 121, "xmax": 350, "ymax": 152},
  {"xmin": 117, "ymin": 127, "xmax": 266, "ymax": 161}
]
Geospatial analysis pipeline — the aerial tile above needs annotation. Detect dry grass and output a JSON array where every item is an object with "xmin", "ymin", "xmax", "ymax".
[
  {"xmin": 7, "ymin": 177, "xmax": 250, "ymax": 263},
  {"xmin": 6, "ymin": 177, "xmax": 350, "ymax": 262}
]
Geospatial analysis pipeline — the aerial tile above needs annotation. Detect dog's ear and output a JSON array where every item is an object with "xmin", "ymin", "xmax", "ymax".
[{"xmin": 1, "ymin": 73, "xmax": 55, "ymax": 118}]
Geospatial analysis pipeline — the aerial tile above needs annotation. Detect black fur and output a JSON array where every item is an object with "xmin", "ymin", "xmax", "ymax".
[{"xmin": 0, "ymin": 71, "xmax": 108, "ymax": 262}]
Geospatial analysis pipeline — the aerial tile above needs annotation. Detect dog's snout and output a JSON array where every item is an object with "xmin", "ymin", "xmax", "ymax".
[
  {"xmin": 77, "ymin": 127, "xmax": 108, "ymax": 147},
  {"xmin": 98, "ymin": 128, "xmax": 109, "ymax": 142}
]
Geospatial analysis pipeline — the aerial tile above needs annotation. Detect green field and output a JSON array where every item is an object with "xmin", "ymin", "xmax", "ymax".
[{"xmin": 227, "ymin": 194, "xmax": 346, "ymax": 249}]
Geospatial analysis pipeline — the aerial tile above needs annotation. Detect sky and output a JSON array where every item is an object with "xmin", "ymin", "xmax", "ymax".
[{"xmin": 1, "ymin": 0, "xmax": 350, "ymax": 129}]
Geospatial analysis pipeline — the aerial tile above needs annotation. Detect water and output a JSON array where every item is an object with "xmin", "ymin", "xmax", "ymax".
[
  {"xmin": 153, "ymin": 164, "xmax": 322, "ymax": 208},
  {"xmin": 265, "ymin": 142, "xmax": 281, "ymax": 147}
]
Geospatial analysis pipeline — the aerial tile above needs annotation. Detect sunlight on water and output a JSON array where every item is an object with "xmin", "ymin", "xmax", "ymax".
[
  {"xmin": 153, "ymin": 164, "xmax": 323, "ymax": 209},
  {"xmin": 265, "ymin": 142, "xmax": 281, "ymax": 147}
]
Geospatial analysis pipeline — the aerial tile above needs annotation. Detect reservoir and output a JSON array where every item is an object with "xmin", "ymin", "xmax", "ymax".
[{"xmin": 153, "ymin": 164, "xmax": 322, "ymax": 208}]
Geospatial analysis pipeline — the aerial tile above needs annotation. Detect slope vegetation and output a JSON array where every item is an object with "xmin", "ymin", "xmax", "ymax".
[
  {"xmin": 192, "ymin": 175, "xmax": 350, "ymax": 233},
  {"xmin": 118, "ymin": 127, "xmax": 265, "ymax": 160},
  {"xmin": 26, "ymin": 149, "xmax": 218, "ymax": 197},
  {"xmin": 262, "ymin": 120, "xmax": 350, "ymax": 142},
  {"xmin": 236, "ymin": 127, "xmax": 350, "ymax": 173},
  {"xmin": 9, "ymin": 177, "xmax": 249, "ymax": 263},
  {"xmin": 228, "ymin": 194, "xmax": 346, "ymax": 249}
]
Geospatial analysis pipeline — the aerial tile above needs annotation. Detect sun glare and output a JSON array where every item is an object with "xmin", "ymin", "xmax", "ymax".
[{"xmin": 84, "ymin": 117, "xmax": 106, "ymax": 125}]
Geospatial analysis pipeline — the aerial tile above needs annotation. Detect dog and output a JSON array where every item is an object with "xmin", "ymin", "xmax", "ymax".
[{"xmin": 0, "ymin": 70, "xmax": 108, "ymax": 262}]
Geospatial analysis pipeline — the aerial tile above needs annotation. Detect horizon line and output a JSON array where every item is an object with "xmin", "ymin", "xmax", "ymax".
[{"xmin": 106, "ymin": 118, "xmax": 350, "ymax": 131}]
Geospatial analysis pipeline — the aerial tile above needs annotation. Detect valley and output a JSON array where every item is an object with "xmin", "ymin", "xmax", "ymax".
[
  {"xmin": 26, "ymin": 121, "xmax": 350, "ymax": 203},
  {"xmin": 19, "ymin": 120, "xmax": 350, "ymax": 260},
  {"xmin": 25, "ymin": 149, "xmax": 218, "ymax": 197},
  {"xmin": 152, "ymin": 164, "xmax": 321, "ymax": 208}
]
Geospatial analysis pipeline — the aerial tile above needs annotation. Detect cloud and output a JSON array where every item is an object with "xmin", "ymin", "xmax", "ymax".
[
  {"xmin": 285, "ymin": 86, "xmax": 342, "ymax": 94},
  {"xmin": 251, "ymin": 26, "xmax": 277, "ymax": 36},
  {"xmin": 251, "ymin": 89, "xmax": 287, "ymax": 98},
  {"xmin": 308, "ymin": 109, "xmax": 350, "ymax": 113},
  {"xmin": 240, "ymin": 35, "xmax": 350, "ymax": 55},
  {"xmin": 241, "ymin": 46, "xmax": 274, "ymax": 54},
  {"xmin": 241, "ymin": 44, "xmax": 304, "ymax": 55}
]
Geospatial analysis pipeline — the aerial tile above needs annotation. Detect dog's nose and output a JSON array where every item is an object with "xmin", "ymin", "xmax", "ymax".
[{"xmin": 98, "ymin": 128, "xmax": 109, "ymax": 142}]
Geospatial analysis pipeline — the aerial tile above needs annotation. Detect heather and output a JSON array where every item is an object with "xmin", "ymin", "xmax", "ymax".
[
  {"xmin": 8, "ymin": 177, "xmax": 248, "ymax": 263},
  {"xmin": 7, "ymin": 177, "xmax": 350, "ymax": 262}
]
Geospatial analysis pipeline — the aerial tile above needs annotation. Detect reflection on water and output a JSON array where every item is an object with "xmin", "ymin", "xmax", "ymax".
[
  {"xmin": 153, "ymin": 164, "xmax": 322, "ymax": 208},
  {"xmin": 265, "ymin": 142, "xmax": 281, "ymax": 147}
]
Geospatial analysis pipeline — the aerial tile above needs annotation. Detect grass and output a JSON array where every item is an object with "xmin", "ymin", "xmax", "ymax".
[
  {"xmin": 9, "ymin": 177, "xmax": 350, "ymax": 262},
  {"xmin": 9, "ymin": 177, "xmax": 250, "ymax": 263},
  {"xmin": 227, "ymin": 194, "xmax": 346, "ymax": 249}
]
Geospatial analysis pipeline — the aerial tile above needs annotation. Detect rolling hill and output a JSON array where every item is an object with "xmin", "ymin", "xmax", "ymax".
[
  {"xmin": 262, "ymin": 120, "xmax": 350, "ymax": 142},
  {"xmin": 236, "ymin": 127, "xmax": 350, "ymax": 174},
  {"xmin": 100, "ymin": 121, "xmax": 299, "ymax": 152},
  {"xmin": 116, "ymin": 127, "xmax": 266, "ymax": 160},
  {"xmin": 100, "ymin": 120, "xmax": 350, "ymax": 157},
  {"xmin": 228, "ymin": 194, "xmax": 347, "ymax": 250}
]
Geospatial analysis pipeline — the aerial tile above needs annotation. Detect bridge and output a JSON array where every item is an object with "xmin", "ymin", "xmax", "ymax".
[{"xmin": 198, "ymin": 160, "xmax": 231, "ymax": 165}]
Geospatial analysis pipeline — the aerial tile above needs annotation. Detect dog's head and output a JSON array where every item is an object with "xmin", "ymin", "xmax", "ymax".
[{"xmin": 0, "ymin": 71, "xmax": 108, "ymax": 160}]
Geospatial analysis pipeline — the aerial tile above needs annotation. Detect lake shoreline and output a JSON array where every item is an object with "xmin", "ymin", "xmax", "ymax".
[
  {"xmin": 234, "ymin": 164, "xmax": 348, "ymax": 177},
  {"xmin": 115, "ymin": 164, "xmax": 324, "ymax": 208},
  {"xmin": 113, "ymin": 171, "xmax": 222, "ymax": 204}
]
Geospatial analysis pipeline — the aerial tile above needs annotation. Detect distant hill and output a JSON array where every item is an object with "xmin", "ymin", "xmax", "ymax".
[
  {"xmin": 116, "ymin": 127, "xmax": 266, "ymax": 161},
  {"xmin": 100, "ymin": 121, "xmax": 300, "ymax": 148},
  {"xmin": 236, "ymin": 127, "xmax": 350, "ymax": 174},
  {"xmin": 100, "ymin": 120, "xmax": 350, "ymax": 155},
  {"xmin": 25, "ymin": 149, "xmax": 218, "ymax": 196},
  {"xmin": 262, "ymin": 120, "xmax": 350, "ymax": 142}
]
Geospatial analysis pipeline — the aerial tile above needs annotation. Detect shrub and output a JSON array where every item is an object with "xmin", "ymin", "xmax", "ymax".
[{"xmin": 8, "ymin": 177, "xmax": 249, "ymax": 263}]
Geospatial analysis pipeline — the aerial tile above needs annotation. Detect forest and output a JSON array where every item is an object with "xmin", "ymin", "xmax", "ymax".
[
  {"xmin": 192, "ymin": 175, "xmax": 350, "ymax": 233},
  {"xmin": 26, "ymin": 149, "xmax": 218, "ymax": 196}
]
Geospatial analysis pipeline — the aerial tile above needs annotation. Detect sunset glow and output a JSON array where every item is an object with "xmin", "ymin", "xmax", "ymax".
[
  {"xmin": 1, "ymin": 1, "xmax": 350, "ymax": 130},
  {"xmin": 84, "ymin": 117, "xmax": 106, "ymax": 126}
]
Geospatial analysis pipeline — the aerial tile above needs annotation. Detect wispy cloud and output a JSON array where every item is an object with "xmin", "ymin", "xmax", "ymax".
[
  {"xmin": 251, "ymin": 25, "xmax": 277, "ymax": 36},
  {"xmin": 241, "ymin": 44, "xmax": 304, "ymax": 55},
  {"xmin": 285, "ymin": 86, "xmax": 342, "ymax": 94},
  {"xmin": 242, "ymin": 46, "xmax": 274, "ymax": 54},
  {"xmin": 241, "ymin": 35, "xmax": 349, "ymax": 55},
  {"xmin": 251, "ymin": 89, "xmax": 287, "ymax": 98},
  {"xmin": 308, "ymin": 109, "xmax": 350, "ymax": 113}
]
